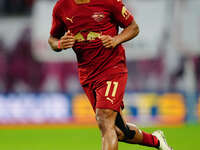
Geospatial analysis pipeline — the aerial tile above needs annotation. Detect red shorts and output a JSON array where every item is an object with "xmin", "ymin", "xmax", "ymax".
[{"xmin": 82, "ymin": 73, "xmax": 127, "ymax": 112}]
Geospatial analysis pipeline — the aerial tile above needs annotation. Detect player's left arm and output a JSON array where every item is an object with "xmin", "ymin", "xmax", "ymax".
[
  {"xmin": 100, "ymin": 20, "xmax": 139, "ymax": 48},
  {"xmin": 100, "ymin": 0, "xmax": 139, "ymax": 48}
]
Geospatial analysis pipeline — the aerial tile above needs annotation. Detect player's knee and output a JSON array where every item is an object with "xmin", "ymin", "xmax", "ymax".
[
  {"xmin": 96, "ymin": 109, "xmax": 115, "ymax": 134},
  {"xmin": 115, "ymin": 113, "xmax": 136, "ymax": 140},
  {"xmin": 115, "ymin": 125, "xmax": 136, "ymax": 141},
  {"xmin": 115, "ymin": 126, "xmax": 126, "ymax": 141}
]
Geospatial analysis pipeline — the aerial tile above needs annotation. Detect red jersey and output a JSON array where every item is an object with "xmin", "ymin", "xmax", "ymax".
[{"xmin": 50, "ymin": 0, "xmax": 134, "ymax": 85}]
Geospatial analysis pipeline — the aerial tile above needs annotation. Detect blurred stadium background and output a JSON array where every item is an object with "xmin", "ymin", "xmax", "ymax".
[{"xmin": 0, "ymin": 0, "xmax": 200, "ymax": 149}]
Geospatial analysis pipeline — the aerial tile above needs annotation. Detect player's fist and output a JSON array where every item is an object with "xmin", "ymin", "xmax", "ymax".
[
  {"xmin": 100, "ymin": 35, "xmax": 118, "ymax": 48},
  {"xmin": 59, "ymin": 30, "xmax": 75, "ymax": 49}
]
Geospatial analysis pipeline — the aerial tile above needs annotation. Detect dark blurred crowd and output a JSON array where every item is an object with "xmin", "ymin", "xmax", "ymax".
[
  {"xmin": 0, "ymin": 0, "xmax": 35, "ymax": 15},
  {"xmin": 0, "ymin": 27, "xmax": 80, "ymax": 93}
]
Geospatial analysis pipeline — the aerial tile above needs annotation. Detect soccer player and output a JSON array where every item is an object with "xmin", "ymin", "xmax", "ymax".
[{"xmin": 48, "ymin": 0, "xmax": 173, "ymax": 150}]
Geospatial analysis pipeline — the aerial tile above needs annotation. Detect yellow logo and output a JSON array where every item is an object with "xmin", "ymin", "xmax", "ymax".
[
  {"xmin": 74, "ymin": 32, "xmax": 85, "ymax": 42},
  {"xmin": 87, "ymin": 32, "xmax": 101, "ymax": 41},
  {"xmin": 121, "ymin": 6, "xmax": 130, "ymax": 20},
  {"xmin": 66, "ymin": 17, "xmax": 74, "ymax": 23},
  {"xmin": 74, "ymin": 31, "xmax": 101, "ymax": 42}
]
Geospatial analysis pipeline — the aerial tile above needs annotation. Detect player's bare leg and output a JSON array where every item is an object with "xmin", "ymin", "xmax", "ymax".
[
  {"xmin": 114, "ymin": 110, "xmax": 144, "ymax": 144},
  {"xmin": 96, "ymin": 108, "xmax": 118, "ymax": 150},
  {"xmin": 114, "ymin": 110, "xmax": 173, "ymax": 150},
  {"xmin": 115, "ymin": 122, "xmax": 143, "ymax": 144}
]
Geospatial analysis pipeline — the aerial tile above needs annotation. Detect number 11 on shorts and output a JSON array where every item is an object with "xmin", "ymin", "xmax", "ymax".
[{"xmin": 105, "ymin": 81, "xmax": 119, "ymax": 97}]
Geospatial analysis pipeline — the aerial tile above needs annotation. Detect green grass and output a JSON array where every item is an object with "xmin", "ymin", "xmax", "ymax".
[{"xmin": 0, "ymin": 124, "xmax": 199, "ymax": 150}]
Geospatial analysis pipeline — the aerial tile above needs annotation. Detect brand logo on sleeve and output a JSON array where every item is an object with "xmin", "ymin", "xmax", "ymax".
[
  {"xmin": 92, "ymin": 12, "xmax": 105, "ymax": 22},
  {"xmin": 121, "ymin": 6, "xmax": 130, "ymax": 20}
]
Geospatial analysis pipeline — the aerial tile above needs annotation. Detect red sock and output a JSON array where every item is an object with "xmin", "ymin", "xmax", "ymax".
[{"xmin": 140, "ymin": 131, "xmax": 160, "ymax": 148}]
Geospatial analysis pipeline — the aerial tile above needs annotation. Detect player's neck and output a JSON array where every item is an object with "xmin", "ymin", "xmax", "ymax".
[{"xmin": 74, "ymin": 0, "xmax": 90, "ymax": 4}]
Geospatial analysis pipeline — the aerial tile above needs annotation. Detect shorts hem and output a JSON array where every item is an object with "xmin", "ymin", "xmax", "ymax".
[{"xmin": 95, "ymin": 105, "xmax": 121, "ymax": 113}]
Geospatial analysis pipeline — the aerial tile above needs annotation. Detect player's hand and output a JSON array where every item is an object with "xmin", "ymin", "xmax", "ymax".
[
  {"xmin": 59, "ymin": 30, "xmax": 75, "ymax": 49},
  {"xmin": 100, "ymin": 35, "xmax": 118, "ymax": 48}
]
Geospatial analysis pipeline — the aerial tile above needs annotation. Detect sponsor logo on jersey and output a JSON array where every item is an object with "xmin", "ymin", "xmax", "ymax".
[
  {"xmin": 87, "ymin": 32, "xmax": 101, "ymax": 41},
  {"xmin": 92, "ymin": 12, "xmax": 105, "ymax": 22},
  {"xmin": 74, "ymin": 32, "xmax": 85, "ymax": 42},
  {"xmin": 74, "ymin": 31, "xmax": 101, "ymax": 42}
]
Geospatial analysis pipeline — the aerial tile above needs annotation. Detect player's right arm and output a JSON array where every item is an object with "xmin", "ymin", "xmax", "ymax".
[
  {"xmin": 48, "ymin": 31, "xmax": 75, "ymax": 52},
  {"xmin": 48, "ymin": 4, "xmax": 75, "ymax": 52}
]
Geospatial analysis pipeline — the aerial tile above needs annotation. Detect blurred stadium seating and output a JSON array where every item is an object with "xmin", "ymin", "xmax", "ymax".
[{"xmin": 0, "ymin": 0, "xmax": 199, "ymax": 126}]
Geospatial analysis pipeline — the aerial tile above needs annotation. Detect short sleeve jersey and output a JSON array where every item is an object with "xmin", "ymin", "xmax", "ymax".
[{"xmin": 50, "ymin": 0, "xmax": 134, "ymax": 85}]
